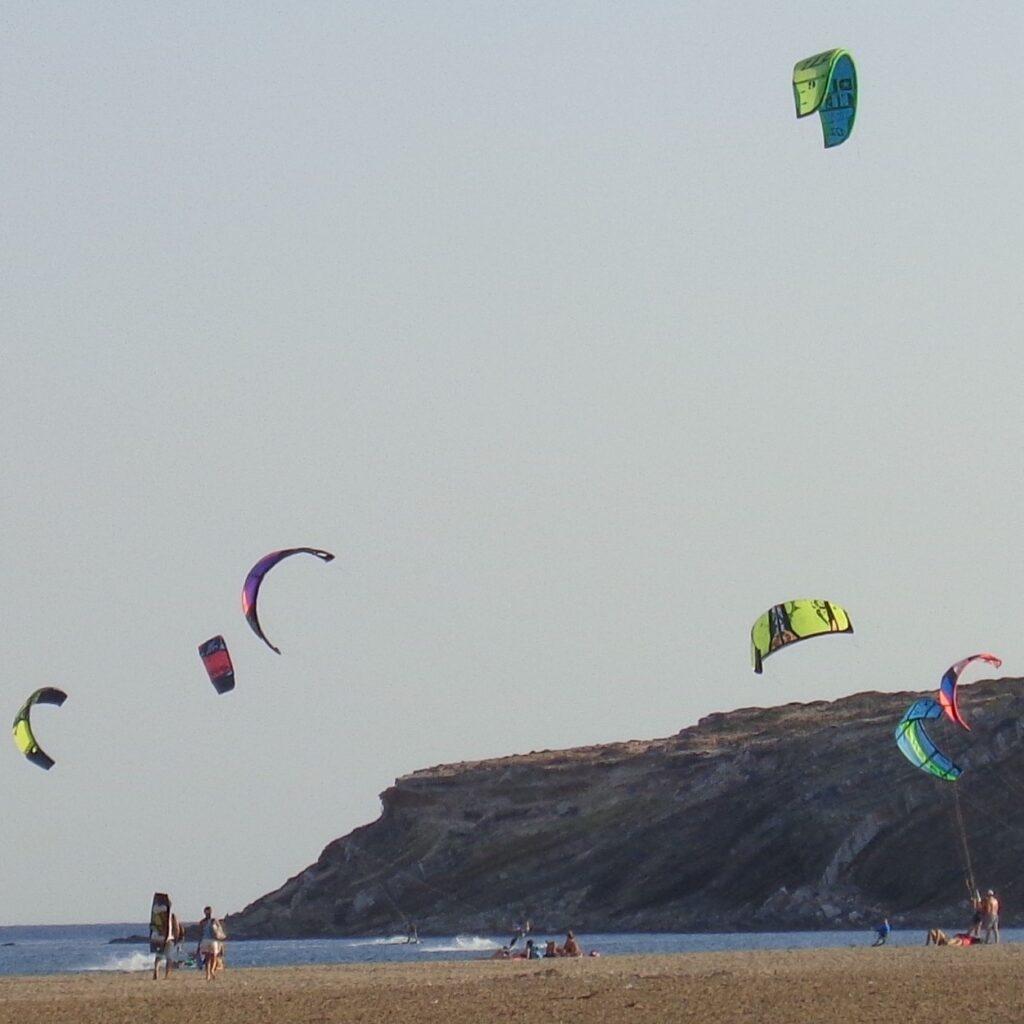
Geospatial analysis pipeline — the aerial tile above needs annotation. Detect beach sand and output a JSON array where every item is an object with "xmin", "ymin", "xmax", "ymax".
[{"xmin": 1, "ymin": 945, "xmax": 1022, "ymax": 1024}]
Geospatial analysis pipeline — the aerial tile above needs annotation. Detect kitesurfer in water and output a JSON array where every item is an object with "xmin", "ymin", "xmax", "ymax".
[{"xmin": 871, "ymin": 918, "xmax": 890, "ymax": 946}]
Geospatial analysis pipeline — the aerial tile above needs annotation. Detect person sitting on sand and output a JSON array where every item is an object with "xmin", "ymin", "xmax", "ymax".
[
  {"xmin": 543, "ymin": 940, "xmax": 558, "ymax": 958},
  {"xmin": 490, "ymin": 946, "xmax": 511, "ymax": 960},
  {"xmin": 562, "ymin": 931, "xmax": 582, "ymax": 957},
  {"xmin": 525, "ymin": 939, "xmax": 541, "ymax": 960},
  {"xmin": 871, "ymin": 918, "xmax": 891, "ymax": 946},
  {"xmin": 926, "ymin": 928, "xmax": 979, "ymax": 947}
]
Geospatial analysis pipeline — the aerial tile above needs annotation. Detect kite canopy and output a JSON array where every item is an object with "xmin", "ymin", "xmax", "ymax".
[
  {"xmin": 750, "ymin": 599, "xmax": 853, "ymax": 673},
  {"xmin": 938, "ymin": 653, "xmax": 1002, "ymax": 731},
  {"xmin": 242, "ymin": 547, "xmax": 335, "ymax": 654},
  {"xmin": 895, "ymin": 698, "xmax": 962, "ymax": 782},
  {"xmin": 792, "ymin": 48, "xmax": 857, "ymax": 148},
  {"xmin": 199, "ymin": 635, "xmax": 236, "ymax": 694},
  {"xmin": 12, "ymin": 687, "xmax": 68, "ymax": 770}
]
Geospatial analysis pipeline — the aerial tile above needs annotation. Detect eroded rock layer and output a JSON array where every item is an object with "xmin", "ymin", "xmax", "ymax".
[{"xmin": 229, "ymin": 680, "xmax": 1024, "ymax": 936}]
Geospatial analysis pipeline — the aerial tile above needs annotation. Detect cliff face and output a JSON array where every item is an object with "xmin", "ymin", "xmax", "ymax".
[{"xmin": 228, "ymin": 680, "xmax": 1024, "ymax": 936}]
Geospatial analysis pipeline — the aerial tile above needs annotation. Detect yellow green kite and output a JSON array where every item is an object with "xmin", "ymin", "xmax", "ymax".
[
  {"xmin": 12, "ymin": 687, "xmax": 67, "ymax": 770},
  {"xmin": 793, "ymin": 49, "xmax": 857, "ymax": 148},
  {"xmin": 751, "ymin": 599, "xmax": 853, "ymax": 673}
]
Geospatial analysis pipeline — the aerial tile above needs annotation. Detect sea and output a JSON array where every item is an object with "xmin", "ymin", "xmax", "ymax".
[{"xmin": 1, "ymin": 924, "xmax": 1018, "ymax": 976}]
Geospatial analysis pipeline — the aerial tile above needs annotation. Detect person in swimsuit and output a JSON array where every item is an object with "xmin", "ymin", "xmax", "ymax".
[
  {"xmin": 968, "ymin": 890, "xmax": 983, "ymax": 937},
  {"xmin": 562, "ymin": 931, "xmax": 582, "ymax": 957},
  {"xmin": 927, "ymin": 928, "xmax": 979, "ymax": 947},
  {"xmin": 981, "ymin": 890, "xmax": 1000, "ymax": 944},
  {"xmin": 196, "ymin": 906, "xmax": 225, "ymax": 981},
  {"xmin": 150, "ymin": 898, "xmax": 173, "ymax": 980}
]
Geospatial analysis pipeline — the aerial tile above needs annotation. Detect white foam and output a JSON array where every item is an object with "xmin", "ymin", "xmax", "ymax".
[
  {"xmin": 421, "ymin": 935, "xmax": 501, "ymax": 953},
  {"xmin": 346, "ymin": 935, "xmax": 409, "ymax": 947},
  {"xmin": 81, "ymin": 951, "xmax": 154, "ymax": 973}
]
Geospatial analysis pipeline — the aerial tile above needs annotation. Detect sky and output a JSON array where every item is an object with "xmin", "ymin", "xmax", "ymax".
[{"xmin": 1, "ymin": 1, "xmax": 1022, "ymax": 925}]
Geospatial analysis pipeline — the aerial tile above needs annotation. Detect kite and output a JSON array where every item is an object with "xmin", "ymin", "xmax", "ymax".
[
  {"xmin": 938, "ymin": 653, "xmax": 1002, "ymax": 731},
  {"xmin": 750, "ymin": 599, "xmax": 853, "ymax": 673},
  {"xmin": 243, "ymin": 547, "xmax": 335, "ymax": 654},
  {"xmin": 894, "ymin": 697, "xmax": 962, "ymax": 781},
  {"xmin": 198, "ymin": 635, "xmax": 236, "ymax": 694},
  {"xmin": 793, "ymin": 49, "xmax": 857, "ymax": 148},
  {"xmin": 12, "ymin": 687, "xmax": 68, "ymax": 770}
]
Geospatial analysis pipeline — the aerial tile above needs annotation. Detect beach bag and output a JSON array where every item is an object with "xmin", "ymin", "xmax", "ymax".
[{"xmin": 212, "ymin": 919, "xmax": 227, "ymax": 941}]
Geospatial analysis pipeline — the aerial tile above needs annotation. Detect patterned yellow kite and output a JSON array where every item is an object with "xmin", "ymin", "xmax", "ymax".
[
  {"xmin": 751, "ymin": 599, "xmax": 853, "ymax": 673},
  {"xmin": 793, "ymin": 49, "xmax": 857, "ymax": 148}
]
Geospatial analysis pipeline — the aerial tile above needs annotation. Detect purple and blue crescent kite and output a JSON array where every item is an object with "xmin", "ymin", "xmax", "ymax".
[
  {"xmin": 938, "ymin": 653, "xmax": 1002, "ymax": 731},
  {"xmin": 242, "ymin": 547, "xmax": 335, "ymax": 654}
]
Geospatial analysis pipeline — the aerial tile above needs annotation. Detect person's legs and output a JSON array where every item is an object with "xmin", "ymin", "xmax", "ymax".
[{"xmin": 153, "ymin": 948, "xmax": 170, "ymax": 979}]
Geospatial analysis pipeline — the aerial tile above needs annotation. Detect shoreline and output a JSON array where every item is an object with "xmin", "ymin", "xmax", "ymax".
[{"xmin": 2, "ymin": 946, "xmax": 1023, "ymax": 1024}]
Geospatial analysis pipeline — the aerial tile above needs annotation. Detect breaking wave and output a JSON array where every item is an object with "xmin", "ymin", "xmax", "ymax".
[
  {"xmin": 421, "ymin": 935, "xmax": 501, "ymax": 953},
  {"xmin": 346, "ymin": 935, "xmax": 410, "ymax": 947},
  {"xmin": 81, "ymin": 951, "xmax": 153, "ymax": 972}
]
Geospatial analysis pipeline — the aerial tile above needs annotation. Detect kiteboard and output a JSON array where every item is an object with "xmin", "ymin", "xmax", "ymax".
[{"xmin": 149, "ymin": 892, "xmax": 172, "ymax": 953}]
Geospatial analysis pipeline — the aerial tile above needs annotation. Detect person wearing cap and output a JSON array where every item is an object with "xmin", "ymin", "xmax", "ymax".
[{"xmin": 981, "ymin": 889, "xmax": 1000, "ymax": 944}]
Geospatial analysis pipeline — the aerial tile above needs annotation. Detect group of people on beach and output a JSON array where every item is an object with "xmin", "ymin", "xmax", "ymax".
[
  {"xmin": 872, "ymin": 888, "xmax": 1001, "ymax": 949},
  {"xmin": 926, "ymin": 889, "xmax": 1000, "ymax": 947},
  {"xmin": 490, "ymin": 927, "xmax": 584, "ymax": 960},
  {"xmin": 152, "ymin": 906, "xmax": 227, "ymax": 981}
]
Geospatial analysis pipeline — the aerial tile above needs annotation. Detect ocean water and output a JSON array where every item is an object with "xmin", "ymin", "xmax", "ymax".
[{"xmin": 0, "ymin": 924, "xmax": 1016, "ymax": 977}]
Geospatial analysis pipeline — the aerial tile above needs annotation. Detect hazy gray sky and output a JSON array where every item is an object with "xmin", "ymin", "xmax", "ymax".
[{"xmin": 2, "ymin": 2, "xmax": 1021, "ymax": 924}]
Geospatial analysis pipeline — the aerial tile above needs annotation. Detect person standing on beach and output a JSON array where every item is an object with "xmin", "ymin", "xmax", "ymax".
[
  {"xmin": 167, "ymin": 913, "xmax": 185, "ymax": 972},
  {"xmin": 196, "ymin": 906, "xmax": 226, "ymax": 980},
  {"xmin": 152, "ymin": 923, "xmax": 174, "ymax": 979},
  {"xmin": 968, "ymin": 890, "xmax": 984, "ymax": 937},
  {"xmin": 150, "ymin": 896, "xmax": 173, "ymax": 980},
  {"xmin": 871, "ymin": 918, "xmax": 890, "ymax": 946},
  {"xmin": 981, "ymin": 890, "xmax": 1000, "ymax": 944}
]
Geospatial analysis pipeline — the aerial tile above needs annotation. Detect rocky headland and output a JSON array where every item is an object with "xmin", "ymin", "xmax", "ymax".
[{"xmin": 227, "ymin": 679, "xmax": 1024, "ymax": 937}]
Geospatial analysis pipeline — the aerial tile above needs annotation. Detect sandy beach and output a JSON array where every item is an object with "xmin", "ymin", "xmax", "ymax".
[{"xmin": 1, "ymin": 945, "xmax": 1022, "ymax": 1024}]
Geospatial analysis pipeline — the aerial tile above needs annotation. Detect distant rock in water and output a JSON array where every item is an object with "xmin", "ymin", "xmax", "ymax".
[{"xmin": 227, "ymin": 680, "xmax": 1024, "ymax": 938}]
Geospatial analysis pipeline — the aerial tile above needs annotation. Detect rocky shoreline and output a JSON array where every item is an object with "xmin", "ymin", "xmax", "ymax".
[{"xmin": 226, "ymin": 679, "xmax": 1024, "ymax": 938}]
